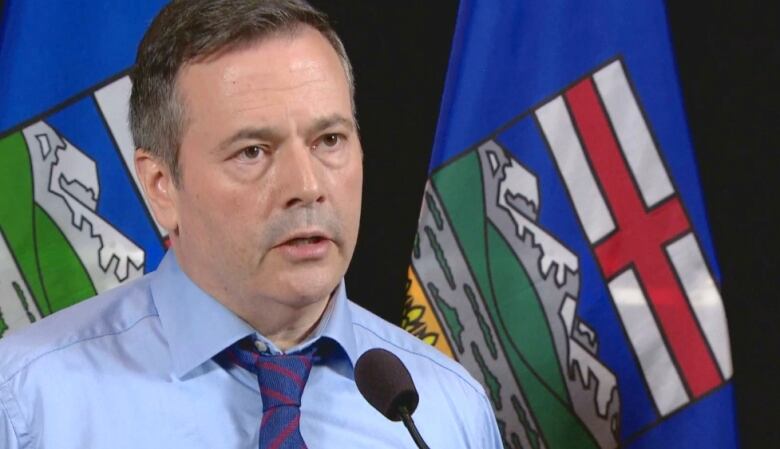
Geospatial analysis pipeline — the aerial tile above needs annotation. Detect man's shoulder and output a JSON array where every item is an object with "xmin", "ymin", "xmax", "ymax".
[
  {"xmin": 347, "ymin": 301, "xmax": 486, "ymax": 397},
  {"xmin": 0, "ymin": 274, "xmax": 158, "ymax": 382}
]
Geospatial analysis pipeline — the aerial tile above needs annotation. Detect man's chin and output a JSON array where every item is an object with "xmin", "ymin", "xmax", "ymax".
[
  {"xmin": 262, "ymin": 273, "xmax": 341, "ymax": 307},
  {"xmin": 289, "ymin": 283, "xmax": 339, "ymax": 308}
]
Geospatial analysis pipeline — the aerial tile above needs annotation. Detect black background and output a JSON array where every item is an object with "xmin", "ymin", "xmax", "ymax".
[{"xmin": 309, "ymin": 1, "xmax": 779, "ymax": 448}]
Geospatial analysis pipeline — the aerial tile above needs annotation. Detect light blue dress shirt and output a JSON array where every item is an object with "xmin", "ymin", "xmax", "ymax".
[{"xmin": 0, "ymin": 251, "xmax": 502, "ymax": 448}]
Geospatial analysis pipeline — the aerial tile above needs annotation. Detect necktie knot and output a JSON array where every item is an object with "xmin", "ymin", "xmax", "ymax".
[
  {"xmin": 222, "ymin": 338, "xmax": 316, "ymax": 411},
  {"xmin": 254, "ymin": 352, "xmax": 313, "ymax": 410},
  {"xmin": 220, "ymin": 337, "xmax": 322, "ymax": 449}
]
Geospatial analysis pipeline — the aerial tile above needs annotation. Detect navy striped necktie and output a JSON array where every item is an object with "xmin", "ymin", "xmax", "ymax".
[{"xmin": 224, "ymin": 337, "xmax": 318, "ymax": 449}]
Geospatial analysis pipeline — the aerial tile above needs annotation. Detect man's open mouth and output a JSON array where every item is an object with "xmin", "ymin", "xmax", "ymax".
[{"xmin": 286, "ymin": 236, "xmax": 326, "ymax": 246}]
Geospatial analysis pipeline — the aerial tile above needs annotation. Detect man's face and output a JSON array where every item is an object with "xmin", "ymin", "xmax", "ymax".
[{"xmin": 165, "ymin": 26, "xmax": 362, "ymax": 315}]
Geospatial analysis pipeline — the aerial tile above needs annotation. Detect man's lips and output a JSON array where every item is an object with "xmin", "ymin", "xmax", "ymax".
[
  {"xmin": 275, "ymin": 230, "xmax": 332, "ymax": 247},
  {"xmin": 283, "ymin": 236, "xmax": 328, "ymax": 246},
  {"xmin": 273, "ymin": 230, "xmax": 334, "ymax": 260}
]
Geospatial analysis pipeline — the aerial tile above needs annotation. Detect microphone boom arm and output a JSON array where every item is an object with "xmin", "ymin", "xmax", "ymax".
[{"xmin": 399, "ymin": 405, "xmax": 430, "ymax": 449}]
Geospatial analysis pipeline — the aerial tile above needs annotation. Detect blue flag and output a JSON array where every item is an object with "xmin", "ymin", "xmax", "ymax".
[
  {"xmin": 403, "ymin": 1, "xmax": 740, "ymax": 448},
  {"xmin": 0, "ymin": 1, "xmax": 168, "ymax": 336}
]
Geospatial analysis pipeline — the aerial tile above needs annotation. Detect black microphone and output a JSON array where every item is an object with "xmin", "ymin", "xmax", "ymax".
[{"xmin": 354, "ymin": 348, "xmax": 431, "ymax": 449}]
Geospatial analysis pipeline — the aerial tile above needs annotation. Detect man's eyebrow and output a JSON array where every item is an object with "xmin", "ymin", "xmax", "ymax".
[
  {"xmin": 304, "ymin": 114, "xmax": 356, "ymax": 136},
  {"xmin": 215, "ymin": 115, "xmax": 355, "ymax": 152},
  {"xmin": 216, "ymin": 127, "xmax": 282, "ymax": 152}
]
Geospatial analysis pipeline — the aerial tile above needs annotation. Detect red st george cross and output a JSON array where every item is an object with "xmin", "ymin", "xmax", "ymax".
[{"xmin": 564, "ymin": 78, "xmax": 723, "ymax": 399}]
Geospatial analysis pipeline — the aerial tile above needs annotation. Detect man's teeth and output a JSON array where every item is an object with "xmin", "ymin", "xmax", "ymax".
[{"xmin": 289, "ymin": 237, "xmax": 321, "ymax": 245}]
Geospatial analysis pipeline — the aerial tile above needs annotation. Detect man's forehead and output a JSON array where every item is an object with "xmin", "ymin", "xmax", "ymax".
[
  {"xmin": 178, "ymin": 29, "xmax": 348, "ymax": 102},
  {"xmin": 173, "ymin": 37, "xmax": 354, "ymax": 150},
  {"xmin": 183, "ymin": 28, "xmax": 340, "ymax": 80},
  {"xmin": 219, "ymin": 62, "xmax": 330, "ymax": 98}
]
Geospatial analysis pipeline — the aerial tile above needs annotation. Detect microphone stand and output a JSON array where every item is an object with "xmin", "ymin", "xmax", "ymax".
[{"xmin": 398, "ymin": 405, "xmax": 431, "ymax": 449}]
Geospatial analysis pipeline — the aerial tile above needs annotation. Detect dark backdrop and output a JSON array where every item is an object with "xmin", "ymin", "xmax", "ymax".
[{"xmin": 309, "ymin": 1, "xmax": 779, "ymax": 448}]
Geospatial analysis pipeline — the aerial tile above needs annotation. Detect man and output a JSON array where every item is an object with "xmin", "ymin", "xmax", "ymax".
[{"xmin": 0, "ymin": 1, "xmax": 502, "ymax": 447}]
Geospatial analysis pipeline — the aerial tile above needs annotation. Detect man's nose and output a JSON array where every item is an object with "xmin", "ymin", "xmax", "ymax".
[{"xmin": 279, "ymin": 141, "xmax": 325, "ymax": 208}]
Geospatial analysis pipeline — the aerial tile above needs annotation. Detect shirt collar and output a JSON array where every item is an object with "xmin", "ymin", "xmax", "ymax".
[
  {"xmin": 150, "ymin": 250, "xmax": 358, "ymax": 378},
  {"xmin": 295, "ymin": 281, "xmax": 359, "ymax": 375}
]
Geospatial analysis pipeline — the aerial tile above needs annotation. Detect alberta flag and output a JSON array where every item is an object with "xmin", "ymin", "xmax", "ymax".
[
  {"xmin": 403, "ymin": 1, "xmax": 740, "ymax": 448},
  {"xmin": 0, "ymin": 2, "xmax": 169, "ymax": 337}
]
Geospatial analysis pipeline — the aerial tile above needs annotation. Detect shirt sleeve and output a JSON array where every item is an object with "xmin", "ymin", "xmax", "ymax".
[
  {"xmin": 0, "ymin": 383, "xmax": 26, "ymax": 449},
  {"xmin": 478, "ymin": 392, "xmax": 505, "ymax": 448}
]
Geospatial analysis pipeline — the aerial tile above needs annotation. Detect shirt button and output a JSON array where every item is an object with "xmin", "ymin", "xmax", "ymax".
[{"xmin": 254, "ymin": 340, "xmax": 268, "ymax": 353}]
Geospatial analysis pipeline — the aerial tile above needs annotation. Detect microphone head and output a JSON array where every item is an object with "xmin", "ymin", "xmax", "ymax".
[{"xmin": 354, "ymin": 348, "xmax": 420, "ymax": 421}]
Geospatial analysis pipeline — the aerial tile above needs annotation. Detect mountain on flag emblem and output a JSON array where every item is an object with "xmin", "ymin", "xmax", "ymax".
[
  {"xmin": 0, "ymin": 74, "xmax": 166, "ymax": 337},
  {"xmin": 404, "ymin": 58, "xmax": 733, "ymax": 449}
]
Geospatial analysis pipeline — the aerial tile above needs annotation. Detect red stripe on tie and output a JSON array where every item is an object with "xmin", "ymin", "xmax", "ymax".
[
  {"xmin": 258, "ymin": 361, "xmax": 304, "ymax": 387},
  {"xmin": 268, "ymin": 414, "xmax": 300, "ymax": 449},
  {"xmin": 261, "ymin": 387, "xmax": 296, "ymax": 406},
  {"xmin": 564, "ymin": 78, "xmax": 722, "ymax": 398},
  {"xmin": 260, "ymin": 407, "xmax": 278, "ymax": 428}
]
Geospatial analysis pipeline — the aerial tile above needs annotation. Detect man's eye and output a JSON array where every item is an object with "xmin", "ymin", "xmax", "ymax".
[
  {"xmin": 319, "ymin": 134, "xmax": 343, "ymax": 149},
  {"xmin": 323, "ymin": 134, "xmax": 340, "ymax": 146},
  {"xmin": 240, "ymin": 145, "xmax": 263, "ymax": 159}
]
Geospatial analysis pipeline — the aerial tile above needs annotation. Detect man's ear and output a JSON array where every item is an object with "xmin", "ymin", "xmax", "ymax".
[{"xmin": 134, "ymin": 149, "xmax": 179, "ymax": 234}]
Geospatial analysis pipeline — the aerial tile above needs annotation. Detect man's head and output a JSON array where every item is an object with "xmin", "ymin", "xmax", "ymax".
[
  {"xmin": 131, "ymin": 0, "xmax": 363, "ymax": 342},
  {"xmin": 130, "ymin": 0, "xmax": 355, "ymax": 183}
]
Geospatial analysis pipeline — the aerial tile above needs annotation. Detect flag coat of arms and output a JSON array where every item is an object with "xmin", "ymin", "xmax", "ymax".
[
  {"xmin": 0, "ymin": 1, "xmax": 169, "ymax": 336},
  {"xmin": 403, "ymin": 1, "xmax": 739, "ymax": 448}
]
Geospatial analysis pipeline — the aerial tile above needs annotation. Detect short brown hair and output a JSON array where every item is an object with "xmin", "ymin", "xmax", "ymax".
[{"xmin": 129, "ymin": 0, "xmax": 354, "ymax": 184}]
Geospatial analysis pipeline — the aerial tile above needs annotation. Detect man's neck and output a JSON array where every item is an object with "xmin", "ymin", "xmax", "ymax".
[
  {"xmin": 235, "ymin": 292, "xmax": 333, "ymax": 352},
  {"xmin": 170, "ymin": 248, "xmax": 338, "ymax": 352}
]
